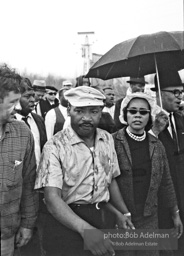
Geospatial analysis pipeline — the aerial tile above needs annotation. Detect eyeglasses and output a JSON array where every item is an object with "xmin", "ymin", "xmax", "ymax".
[
  {"xmin": 48, "ymin": 92, "xmax": 57, "ymax": 96},
  {"xmin": 161, "ymin": 89, "xmax": 183, "ymax": 98},
  {"xmin": 127, "ymin": 109, "xmax": 150, "ymax": 115}
]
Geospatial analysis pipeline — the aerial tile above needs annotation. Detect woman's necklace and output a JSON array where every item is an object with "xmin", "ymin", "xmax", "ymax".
[{"xmin": 126, "ymin": 127, "xmax": 146, "ymax": 142}]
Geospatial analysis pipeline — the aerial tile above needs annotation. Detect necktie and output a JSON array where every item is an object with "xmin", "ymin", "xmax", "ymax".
[
  {"xmin": 169, "ymin": 113, "xmax": 179, "ymax": 153},
  {"xmin": 22, "ymin": 116, "xmax": 30, "ymax": 128}
]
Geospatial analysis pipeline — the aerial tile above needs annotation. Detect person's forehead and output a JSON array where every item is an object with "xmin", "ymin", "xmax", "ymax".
[
  {"xmin": 22, "ymin": 90, "xmax": 35, "ymax": 96},
  {"xmin": 72, "ymin": 105, "xmax": 102, "ymax": 110},
  {"xmin": 1, "ymin": 91, "xmax": 21, "ymax": 104},
  {"xmin": 130, "ymin": 83, "xmax": 145, "ymax": 87},
  {"xmin": 36, "ymin": 90, "xmax": 45, "ymax": 94},
  {"xmin": 106, "ymin": 89, "xmax": 114, "ymax": 93},
  {"xmin": 129, "ymin": 98, "xmax": 149, "ymax": 107}
]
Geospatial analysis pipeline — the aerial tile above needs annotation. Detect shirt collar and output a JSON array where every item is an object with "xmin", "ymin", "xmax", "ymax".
[{"xmin": 15, "ymin": 112, "xmax": 32, "ymax": 120}]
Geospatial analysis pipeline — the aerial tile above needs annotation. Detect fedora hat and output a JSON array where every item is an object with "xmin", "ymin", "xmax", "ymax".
[
  {"xmin": 33, "ymin": 80, "xmax": 46, "ymax": 92},
  {"xmin": 127, "ymin": 77, "xmax": 148, "ymax": 85},
  {"xmin": 152, "ymin": 69, "xmax": 184, "ymax": 91},
  {"xmin": 46, "ymin": 86, "xmax": 58, "ymax": 92}
]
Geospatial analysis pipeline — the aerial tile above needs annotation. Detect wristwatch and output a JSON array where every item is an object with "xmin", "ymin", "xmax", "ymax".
[{"xmin": 124, "ymin": 212, "xmax": 131, "ymax": 217}]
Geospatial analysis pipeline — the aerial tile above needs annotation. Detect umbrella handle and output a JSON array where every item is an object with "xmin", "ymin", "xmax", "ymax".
[{"xmin": 154, "ymin": 54, "xmax": 163, "ymax": 110}]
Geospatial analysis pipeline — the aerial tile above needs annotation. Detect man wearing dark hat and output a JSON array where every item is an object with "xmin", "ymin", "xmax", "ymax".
[
  {"xmin": 45, "ymin": 87, "xmax": 69, "ymax": 140},
  {"xmin": 36, "ymin": 85, "xmax": 59, "ymax": 119},
  {"xmin": 153, "ymin": 69, "xmax": 184, "ymax": 256},
  {"xmin": 35, "ymin": 86, "xmax": 135, "ymax": 256},
  {"xmin": 114, "ymin": 76, "xmax": 148, "ymax": 130}
]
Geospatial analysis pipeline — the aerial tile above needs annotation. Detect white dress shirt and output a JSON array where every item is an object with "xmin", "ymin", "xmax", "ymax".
[
  {"xmin": 45, "ymin": 105, "xmax": 68, "ymax": 140},
  {"xmin": 102, "ymin": 105, "xmax": 115, "ymax": 119},
  {"xmin": 15, "ymin": 113, "xmax": 41, "ymax": 169}
]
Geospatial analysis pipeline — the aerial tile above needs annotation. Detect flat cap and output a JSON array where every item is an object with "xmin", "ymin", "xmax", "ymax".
[{"xmin": 64, "ymin": 86, "xmax": 105, "ymax": 107}]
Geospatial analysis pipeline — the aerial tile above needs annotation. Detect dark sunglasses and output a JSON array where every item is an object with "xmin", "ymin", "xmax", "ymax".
[
  {"xmin": 48, "ymin": 92, "xmax": 57, "ymax": 95},
  {"xmin": 127, "ymin": 109, "xmax": 150, "ymax": 115},
  {"xmin": 161, "ymin": 89, "xmax": 183, "ymax": 98}
]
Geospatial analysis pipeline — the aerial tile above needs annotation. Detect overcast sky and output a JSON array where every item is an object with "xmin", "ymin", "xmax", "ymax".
[{"xmin": 0, "ymin": 0, "xmax": 183, "ymax": 78}]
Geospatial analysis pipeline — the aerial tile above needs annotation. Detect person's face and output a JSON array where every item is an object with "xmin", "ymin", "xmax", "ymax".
[
  {"xmin": 68, "ymin": 105, "xmax": 102, "ymax": 138},
  {"xmin": 0, "ymin": 91, "xmax": 21, "ymax": 124},
  {"xmin": 46, "ymin": 89, "xmax": 57, "ymax": 101},
  {"xmin": 160, "ymin": 86, "xmax": 183, "ymax": 112},
  {"xmin": 20, "ymin": 90, "xmax": 35, "ymax": 116},
  {"xmin": 130, "ymin": 83, "xmax": 145, "ymax": 93},
  {"xmin": 34, "ymin": 90, "xmax": 45, "ymax": 102},
  {"xmin": 126, "ymin": 98, "xmax": 150, "ymax": 134},
  {"xmin": 82, "ymin": 78, "xmax": 90, "ymax": 86},
  {"xmin": 59, "ymin": 89, "xmax": 69, "ymax": 107},
  {"xmin": 104, "ymin": 88, "xmax": 115, "ymax": 106}
]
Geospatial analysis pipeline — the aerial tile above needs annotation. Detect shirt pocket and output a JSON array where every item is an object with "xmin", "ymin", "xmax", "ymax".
[{"xmin": 5, "ymin": 160, "xmax": 23, "ymax": 187}]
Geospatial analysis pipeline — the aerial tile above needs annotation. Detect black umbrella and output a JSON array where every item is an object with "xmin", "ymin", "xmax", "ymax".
[
  {"xmin": 86, "ymin": 31, "xmax": 184, "ymax": 80},
  {"xmin": 86, "ymin": 31, "xmax": 184, "ymax": 108}
]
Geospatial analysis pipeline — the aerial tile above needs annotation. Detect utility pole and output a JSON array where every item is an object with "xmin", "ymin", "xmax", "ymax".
[{"xmin": 77, "ymin": 31, "xmax": 94, "ymax": 75}]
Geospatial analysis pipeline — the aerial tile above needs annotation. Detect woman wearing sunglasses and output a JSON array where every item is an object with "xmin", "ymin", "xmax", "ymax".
[{"xmin": 113, "ymin": 92, "xmax": 183, "ymax": 256}]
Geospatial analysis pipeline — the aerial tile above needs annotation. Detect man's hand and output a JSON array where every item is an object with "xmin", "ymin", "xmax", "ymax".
[
  {"xmin": 115, "ymin": 212, "xmax": 135, "ymax": 230},
  {"xmin": 83, "ymin": 228, "xmax": 115, "ymax": 256},
  {"xmin": 152, "ymin": 111, "xmax": 169, "ymax": 136},
  {"xmin": 15, "ymin": 227, "xmax": 33, "ymax": 247},
  {"xmin": 172, "ymin": 214, "xmax": 183, "ymax": 239}
]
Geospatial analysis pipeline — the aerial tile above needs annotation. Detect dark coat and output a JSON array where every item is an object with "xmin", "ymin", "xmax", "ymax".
[
  {"xmin": 114, "ymin": 98, "xmax": 125, "ymax": 130},
  {"xmin": 98, "ymin": 112, "xmax": 117, "ymax": 133},
  {"xmin": 113, "ymin": 128, "xmax": 177, "ymax": 219},
  {"xmin": 38, "ymin": 98, "xmax": 59, "ymax": 119},
  {"xmin": 158, "ymin": 113, "xmax": 184, "ymax": 217},
  {"xmin": 31, "ymin": 113, "xmax": 47, "ymax": 151},
  {"xmin": 158, "ymin": 112, "xmax": 184, "ymax": 214}
]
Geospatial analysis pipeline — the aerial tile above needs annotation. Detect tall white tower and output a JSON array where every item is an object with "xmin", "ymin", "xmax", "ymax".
[{"xmin": 77, "ymin": 31, "xmax": 94, "ymax": 75}]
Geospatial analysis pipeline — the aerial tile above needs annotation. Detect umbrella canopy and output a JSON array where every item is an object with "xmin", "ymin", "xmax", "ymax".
[{"xmin": 86, "ymin": 31, "xmax": 184, "ymax": 80}]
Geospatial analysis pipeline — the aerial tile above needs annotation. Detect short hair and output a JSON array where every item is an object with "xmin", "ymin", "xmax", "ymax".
[
  {"xmin": 0, "ymin": 64, "xmax": 22, "ymax": 100},
  {"xmin": 19, "ymin": 77, "xmax": 33, "ymax": 94},
  {"xmin": 123, "ymin": 98, "xmax": 153, "ymax": 131}
]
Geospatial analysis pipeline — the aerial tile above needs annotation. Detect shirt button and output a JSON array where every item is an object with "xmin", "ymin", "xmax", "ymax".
[
  {"xmin": 94, "ymin": 185, "xmax": 98, "ymax": 191},
  {"xmin": 94, "ymin": 169, "xmax": 98, "ymax": 174}
]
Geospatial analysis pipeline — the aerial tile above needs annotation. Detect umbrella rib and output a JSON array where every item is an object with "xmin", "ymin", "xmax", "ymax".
[{"xmin": 105, "ymin": 62, "xmax": 115, "ymax": 79}]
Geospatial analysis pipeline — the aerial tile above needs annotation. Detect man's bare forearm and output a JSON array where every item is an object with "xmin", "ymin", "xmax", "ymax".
[
  {"xmin": 44, "ymin": 186, "xmax": 94, "ymax": 238},
  {"xmin": 109, "ymin": 179, "xmax": 130, "ymax": 214}
]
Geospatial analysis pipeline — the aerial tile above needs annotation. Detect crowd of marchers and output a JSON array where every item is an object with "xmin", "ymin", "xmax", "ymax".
[{"xmin": 1, "ymin": 63, "xmax": 184, "ymax": 256}]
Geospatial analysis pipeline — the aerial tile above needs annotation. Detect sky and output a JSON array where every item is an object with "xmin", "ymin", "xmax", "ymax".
[{"xmin": 0, "ymin": 0, "xmax": 183, "ymax": 79}]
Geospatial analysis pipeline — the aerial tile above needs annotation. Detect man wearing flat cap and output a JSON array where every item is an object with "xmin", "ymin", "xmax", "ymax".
[
  {"xmin": 153, "ymin": 69, "xmax": 184, "ymax": 256},
  {"xmin": 36, "ymin": 85, "xmax": 59, "ymax": 119},
  {"xmin": 35, "ymin": 86, "xmax": 135, "ymax": 256},
  {"xmin": 114, "ymin": 76, "xmax": 148, "ymax": 130}
]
